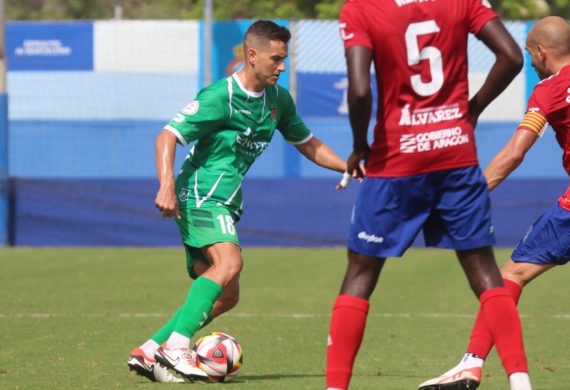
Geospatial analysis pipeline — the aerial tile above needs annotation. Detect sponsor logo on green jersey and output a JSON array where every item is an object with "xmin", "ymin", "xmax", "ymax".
[{"xmin": 235, "ymin": 127, "xmax": 269, "ymax": 157}]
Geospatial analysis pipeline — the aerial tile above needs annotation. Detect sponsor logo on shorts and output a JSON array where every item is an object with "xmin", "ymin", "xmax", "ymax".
[
  {"xmin": 400, "ymin": 126, "xmax": 470, "ymax": 153},
  {"xmin": 358, "ymin": 231, "xmax": 384, "ymax": 244}
]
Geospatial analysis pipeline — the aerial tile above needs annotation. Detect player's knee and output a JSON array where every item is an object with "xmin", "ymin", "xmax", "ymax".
[
  {"xmin": 225, "ymin": 257, "xmax": 243, "ymax": 279},
  {"xmin": 346, "ymin": 251, "xmax": 384, "ymax": 279},
  {"xmin": 210, "ymin": 258, "xmax": 242, "ymax": 286}
]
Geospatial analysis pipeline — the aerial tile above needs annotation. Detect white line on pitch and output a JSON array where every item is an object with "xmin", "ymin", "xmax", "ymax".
[{"xmin": 1, "ymin": 312, "xmax": 570, "ymax": 319}]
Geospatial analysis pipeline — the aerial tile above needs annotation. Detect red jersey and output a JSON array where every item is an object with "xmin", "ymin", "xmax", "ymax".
[
  {"xmin": 518, "ymin": 65, "xmax": 570, "ymax": 209},
  {"xmin": 339, "ymin": 0, "xmax": 497, "ymax": 177},
  {"xmin": 521, "ymin": 65, "xmax": 570, "ymax": 174}
]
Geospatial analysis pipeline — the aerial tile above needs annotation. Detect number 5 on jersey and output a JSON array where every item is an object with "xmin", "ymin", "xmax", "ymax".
[{"xmin": 405, "ymin": 20, "xmax": 443, "ymax": 97}]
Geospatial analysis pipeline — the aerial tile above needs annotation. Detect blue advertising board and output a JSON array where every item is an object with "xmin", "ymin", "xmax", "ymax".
[
  {"xmin": 7, "ymin": 22, "xmax": 93, "ymax": 71},
  {"xmin": 297, "ymin": 72, "xmax": 348, "ymax": 117},
  {"xmin": 296, "ymin": 72, "xmax": 378, "ymax": 118}
]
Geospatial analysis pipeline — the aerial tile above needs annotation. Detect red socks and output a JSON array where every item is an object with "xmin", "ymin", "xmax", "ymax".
[
  {"xmin": 326, "ymin": 294, "xmax": 369, "ymax": 390},
  {"xmin": 326, "ymin": 280, "xmax": 527, "ymax": 389},
  {"xmin": 474, "ymin": 281, "xmax": 527, "ymax": 375},
  {"xmin": 467, "ymin": 278, "xmax": 522, "ymax": 358},
  {"xmin": 503, "ymin": 278, "xmax": 523, "ymax": 303}
]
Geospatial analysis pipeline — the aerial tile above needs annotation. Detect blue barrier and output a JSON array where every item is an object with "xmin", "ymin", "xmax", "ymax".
[{"xmin": 11, "ymin": 177, "xmax": 566, "ymax": 248}]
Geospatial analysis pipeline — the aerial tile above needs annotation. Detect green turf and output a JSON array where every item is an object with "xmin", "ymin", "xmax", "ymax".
[{"xmin": 1, "ymin": 247, "xmax": 569, "ymax": 389}]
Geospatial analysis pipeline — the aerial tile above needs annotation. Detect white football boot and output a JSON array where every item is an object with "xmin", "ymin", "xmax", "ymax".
[
  {"xmin": 127, "ymin": 347, "xmax": 184, "ymax": 383},
  {"xmin": 155, "ymin": 346, "xmax": 208, "ymax": 381},
  {"xmin": 418, "ymin": 353, "xmax": 483, "ymax": 389}
]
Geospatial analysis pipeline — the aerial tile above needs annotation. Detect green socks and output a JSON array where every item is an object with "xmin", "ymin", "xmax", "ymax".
[
  {"xmin": 150, "ymin": 306, "xmax": 183, "ymax": 345},
  {"xmin": 173, "ymin": 276, "xmax": 222, "ymax": 338}
]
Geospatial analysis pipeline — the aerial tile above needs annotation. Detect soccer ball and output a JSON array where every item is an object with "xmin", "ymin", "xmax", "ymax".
[{"xmin": 193, "ymin": 331, "xmax": 243, "ymax": 382}]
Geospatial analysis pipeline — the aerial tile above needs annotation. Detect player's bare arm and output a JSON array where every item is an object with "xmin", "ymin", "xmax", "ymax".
[
  {"xmin": 469, "ymin": 19, "xmax": 523, "ymax": 123},
  {"xmin": 295, "ymin": 136, "xmax": 346, "ymax": 173},
  {"xmin": 345, "ymin": 45, "xmax": 373, "ymax": 179},
  {"xmin": 484, "ymin": 128, "xmax": 538, "ymax": 191},
  {"xmin": 155, "ymin": 129, "xmax": 180, "ymax": 219}
]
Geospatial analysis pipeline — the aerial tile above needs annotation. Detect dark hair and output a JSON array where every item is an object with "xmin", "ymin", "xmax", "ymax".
[{"xmin": 245, "ymin": 20, "xmax": 291, "ymax": 45}]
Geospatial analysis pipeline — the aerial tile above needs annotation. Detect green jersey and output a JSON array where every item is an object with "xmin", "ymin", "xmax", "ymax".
[{"xmin": 165, "ymin": 74, "xmax": 312, "ymax": 219}]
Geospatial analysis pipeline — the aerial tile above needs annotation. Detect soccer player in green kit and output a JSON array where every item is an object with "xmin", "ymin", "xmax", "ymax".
[{"xmin": 127, "ymin": 20, "xmax": 348, "ymax": 382}]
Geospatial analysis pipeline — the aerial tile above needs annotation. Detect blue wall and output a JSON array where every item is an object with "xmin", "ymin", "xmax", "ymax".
[{"xmin": 11, "ymin": 177, "xmax": 566, "ymax": 248}]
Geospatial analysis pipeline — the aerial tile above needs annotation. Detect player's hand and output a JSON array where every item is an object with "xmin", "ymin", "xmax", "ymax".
[
  {"xmin": 336, "ymin": 163, "xmax": 366, "ymax": 190},
  {"xmin": 337, "ymin": 148, "xmax": 368, "ymax": 190},
  {"xmin": 336, "ymin": 172, "xmax": 352, "ymax": 190},
  {"xmin": 347, "ymin": 147, "xmax": 369, "ymax": 179},
  {"xmin": 155, "ymin": 185, "xmax": 180, "ymax": 219}
]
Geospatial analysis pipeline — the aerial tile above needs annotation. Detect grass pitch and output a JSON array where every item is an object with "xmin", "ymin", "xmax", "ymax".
[{"xmin": 1, "ymin": 247, "xmax": 569, "ymax": 389}]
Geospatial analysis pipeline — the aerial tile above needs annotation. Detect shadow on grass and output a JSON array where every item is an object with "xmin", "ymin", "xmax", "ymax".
[
  {"xmin": 238, "ymin": 370, "xmax": 421, "ymax": 382},
  {"xmin": 235, "ymin": 373, "xmax": 324, "ymax": 382}
]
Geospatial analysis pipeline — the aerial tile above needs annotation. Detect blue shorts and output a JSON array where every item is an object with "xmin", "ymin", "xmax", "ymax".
[
  {"xmin": 511, "ymin": 203, "xmax": 570, "ymax": 265},
  {"xmin": 348, "ymin": 166, "xmax": 495, "ymax": 258}
]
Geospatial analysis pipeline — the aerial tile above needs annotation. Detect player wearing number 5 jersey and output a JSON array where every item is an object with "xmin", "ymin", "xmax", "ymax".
[
  {"xmin": 326, "ymin": 1, "xmax": 531, "ymax": 390},
  {"xmin": 126, "ymin": 20, "xmax": 348, "ymax": 383}
]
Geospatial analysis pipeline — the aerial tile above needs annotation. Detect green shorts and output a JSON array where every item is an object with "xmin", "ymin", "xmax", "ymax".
[{"xmin": 176, "ymin": 206, "xmax": 240, "ymax": 278}]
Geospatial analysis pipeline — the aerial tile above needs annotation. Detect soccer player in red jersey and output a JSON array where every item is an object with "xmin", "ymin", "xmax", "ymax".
[
  {"xmin": 419, "ymin": 15, "xmax": 570, "ymax": 389},
  {"xmin": 326, "ymin": 1, "xmax": 532, "ymax": 389}
]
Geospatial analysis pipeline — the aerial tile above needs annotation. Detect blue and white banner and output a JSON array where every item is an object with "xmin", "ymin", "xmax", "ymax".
[
  {"xmin": 297, "ymin": 72, "xmax": 378, "ymax": 117},
  {"xmin": 297, "ymin": 73, "xmax": 347, "ymax": 117},
  {"xmin": 7, "ymin": 22, "xmax": 93, "ymax": 71}
]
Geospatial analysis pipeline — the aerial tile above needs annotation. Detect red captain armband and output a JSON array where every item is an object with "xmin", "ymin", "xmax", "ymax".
[{"xmin": 558, "ymin": 187, "xmax": 570, "ymax": 211}]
